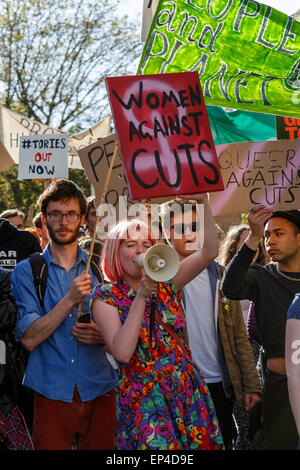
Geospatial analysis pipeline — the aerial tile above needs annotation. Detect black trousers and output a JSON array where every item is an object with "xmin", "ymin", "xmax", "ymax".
[
  {"xmin": 207, "ymin": 381, "xmax": 236, "ymax": 450},
  {"xmin": 262, "ymin": 368, "xmax": 298, "ymax": 450}
]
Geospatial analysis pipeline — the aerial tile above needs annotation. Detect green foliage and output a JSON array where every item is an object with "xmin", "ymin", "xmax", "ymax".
[
  {"xmin": 0, "ymin": 0, "xmax": 142, "ymax": 219},
  {"xmin": 240, "ymin": 213, "xmax": 248, "ymax": 224},
  {"xmin": 0, "ymin": 166, "xmax": 91, "ymax": 222},
  {"xmin": 69, "ymin": 168, "xmax": 91, "ymax": 198},
  {"xmin": 0, "ymin": 0, "xmax": 142, "ymax": 129}
]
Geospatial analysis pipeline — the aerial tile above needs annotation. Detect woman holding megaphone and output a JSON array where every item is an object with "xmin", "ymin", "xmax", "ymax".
[{"xmin": 91, "ymin": 193, "xmax": 223, "ymax": 450}]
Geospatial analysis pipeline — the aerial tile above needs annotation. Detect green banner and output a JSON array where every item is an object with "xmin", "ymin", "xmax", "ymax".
[
  {"xmin": 138, "ymin": 0, "xmax": 300, "ymax": 118},
  {"xmin": 207, "ymin": 105, "xmax": 276, "ymax": 144}
]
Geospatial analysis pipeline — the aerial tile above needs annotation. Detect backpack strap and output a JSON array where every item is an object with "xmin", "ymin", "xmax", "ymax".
[
  {"xmin": 29, "ymin": 253, "xmax": 48, "ymax": 308},
  {"xmin": 28, "ymin": 252, "xmax": 102, "ymax": 309}
]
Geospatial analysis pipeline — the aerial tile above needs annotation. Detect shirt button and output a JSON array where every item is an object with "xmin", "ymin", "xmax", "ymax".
[{"xmin": 71, "ymin": 359, "xmax": 75, "ymax": 363}]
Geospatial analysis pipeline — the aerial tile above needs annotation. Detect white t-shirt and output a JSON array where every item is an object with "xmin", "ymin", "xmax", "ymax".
[
  {"xmin": 240, "ymin": 299, "xmax": 251, "ymax": 324},
  {"xmin": 183, "ymin": 269, "xmax": 222, "ymax": 383}
]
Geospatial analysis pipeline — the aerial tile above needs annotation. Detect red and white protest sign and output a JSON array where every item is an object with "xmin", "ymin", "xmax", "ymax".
[{"xmin": 105, "ymin": 72, "xmax": 224, "ymax": 200}]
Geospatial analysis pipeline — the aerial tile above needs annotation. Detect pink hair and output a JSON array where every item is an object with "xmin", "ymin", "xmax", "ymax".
[{"xmin": 101, "ymin": 219, "xmax": 155, "ymax": 282}]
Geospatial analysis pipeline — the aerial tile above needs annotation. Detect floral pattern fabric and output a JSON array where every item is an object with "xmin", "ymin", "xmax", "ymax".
[{"xmin": 92, "ymin": 280, "xmax": 223, "ymax": 450}]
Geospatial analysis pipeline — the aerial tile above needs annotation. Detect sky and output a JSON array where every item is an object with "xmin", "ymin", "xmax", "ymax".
[
  {"xmin": 262, "ymin": 0, "xmax": 299, "ymax": 14},
  {"xmin": 117, "ymin": 0, "xmax": 299, "ymax": 20}
]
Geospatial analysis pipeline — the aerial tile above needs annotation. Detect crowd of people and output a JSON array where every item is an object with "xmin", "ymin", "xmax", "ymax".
[{"xmin": 0, "ymin": 178, "xmax": 300, "ymax": 451}]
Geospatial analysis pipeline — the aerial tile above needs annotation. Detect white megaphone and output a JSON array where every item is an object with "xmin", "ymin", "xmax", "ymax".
[{"xmin": 135, "ymin": 244, "xmax": 180, "ymax": 282}]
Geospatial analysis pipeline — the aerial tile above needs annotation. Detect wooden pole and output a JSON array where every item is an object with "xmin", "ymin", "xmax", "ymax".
[{"xmin": 77, "ymin": 142, "xmax": 119, "ymax": 319}]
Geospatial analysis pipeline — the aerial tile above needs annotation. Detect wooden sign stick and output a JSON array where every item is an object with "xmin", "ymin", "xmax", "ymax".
[{"xmin": 77, "ymin": 141, "xmax": 119, "ymax": 319}]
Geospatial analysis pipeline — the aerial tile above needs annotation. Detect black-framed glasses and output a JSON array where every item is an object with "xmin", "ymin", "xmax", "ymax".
[
  {"xmin": 46, "ymin": 211, "xmax": 81, "ymax": 223},
  {"xmin": 170, "ymin": 221, "xmax": 200, "ymax": 235}
]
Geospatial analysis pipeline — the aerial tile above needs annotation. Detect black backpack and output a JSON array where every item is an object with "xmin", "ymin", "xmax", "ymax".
[{"xmin": 29, "ymin": 252, "xmax": 103, "ymax": 308}]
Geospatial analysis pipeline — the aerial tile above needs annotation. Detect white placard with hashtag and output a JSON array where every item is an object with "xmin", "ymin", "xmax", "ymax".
[{"xmin": 18, "ymin": 134, "xmax": 69, "ymax": 180}]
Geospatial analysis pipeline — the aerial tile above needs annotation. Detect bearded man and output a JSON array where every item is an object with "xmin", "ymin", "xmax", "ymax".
[{"xmin": 11, "ymin": 179, "xmax": 117, "ymax": 450}]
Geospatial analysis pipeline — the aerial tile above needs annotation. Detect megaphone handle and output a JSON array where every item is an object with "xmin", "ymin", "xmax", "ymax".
[{"xmin": 149, "ymin": 293, "xmax": 157, "ymax": 350}]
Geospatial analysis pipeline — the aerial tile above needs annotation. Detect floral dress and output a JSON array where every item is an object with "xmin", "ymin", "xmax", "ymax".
[{"xmin": 92, "ymin": 280, "xmax": 223, "ymax": 450}]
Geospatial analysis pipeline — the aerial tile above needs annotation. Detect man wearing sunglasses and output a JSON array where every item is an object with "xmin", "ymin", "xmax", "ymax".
[
  {"xmin": 160, "ymin": 196, "xmax": 261, "ymax": 450},
  {"xmin": 11, "ymin": 179, "xmax": 117, "ymax": 450}
]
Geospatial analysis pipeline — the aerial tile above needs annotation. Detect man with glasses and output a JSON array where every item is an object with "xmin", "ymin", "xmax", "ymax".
[
  {"xmin": 160, "ymin": 197, "xmax": 261, "ymax": 450},
  {"xmin": 11, "ymin": 179, "xmax": 117, "ymax": 450}
]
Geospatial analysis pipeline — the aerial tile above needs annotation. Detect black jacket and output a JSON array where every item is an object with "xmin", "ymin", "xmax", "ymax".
[
  {"xmin": 0, "ymin": 267, "xmax": 28, "ymax": 415},
  {"xmin": 221, "ymin": 243, "xmax": 300, "ymax": 358},
  {"xmin": 0, "ymin": 218, "xmax": 41, "ymax": 271}
]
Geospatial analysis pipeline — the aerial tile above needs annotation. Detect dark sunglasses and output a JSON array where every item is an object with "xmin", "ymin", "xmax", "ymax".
[{"xmin": 170, "ymin": 221, "xmax": 200, "ymax": 235}]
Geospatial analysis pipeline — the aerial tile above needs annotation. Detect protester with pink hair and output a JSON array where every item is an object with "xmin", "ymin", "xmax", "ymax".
[{"xmin": 92, "ymin": 194, "xmax": 224, "ymax": 450}]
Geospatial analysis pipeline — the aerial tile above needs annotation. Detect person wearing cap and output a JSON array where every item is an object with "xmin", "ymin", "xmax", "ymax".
[{"xmin": 221, "ymin": 205, "xmax": 300, "ymax": 450}]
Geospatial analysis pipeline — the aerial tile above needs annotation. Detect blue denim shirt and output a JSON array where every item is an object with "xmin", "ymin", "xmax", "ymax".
[
  {"xmin": 11, "ymin": 244, "xmax": 117, "ymax": 402},
  {"xmin": 287, "ymin": 294, "xmax": 300, "ymax": 321}
]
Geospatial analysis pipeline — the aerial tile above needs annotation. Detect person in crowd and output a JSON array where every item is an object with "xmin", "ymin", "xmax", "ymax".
[
  {"xmin": 218, "ymin": 225, "xmax": 250, "ymax": 268},
  {"xmin": 218, "ymin": 225, "xmax": 251, "ymax": 323},
  {"xmin": 0, "ymin": 217, "xmax": 41, "ymax": 271},
  {"xmin": 286, "ymin": 294, "xmax": 300, "ymax": 441},
  {"xmin": 79, "ymin": 237, "xmax": 104, "ymax": 283},
  {"xmin": 160, "ymin": 199, "xmax": 261, "ymax": 450},
  {"xmin": 221, "ymin": 206, "xmax": 300, "ymax": 450},
  {"xmin": 218, "ymin": 223, "xmax": 269, "ymax": 449},
  {"xmin": 26, "ymin": 227, "xmax": 42, "ymax": 244},
  {"xmin": 218, "ymin": 224, "xmax": 268, "ymax": 324},
  {"xmin": 0, "ymin": 215, "xmax": 41, "ymax": 434},
  {"xmin": 0, "ymin": 266, "xmax": 33, "ymax": 450},
  {"xmin": 33, "ymin": 212, "xmax": 49, "ymax": 250},
  {"xmin": 91, "ymin": 194, "xmax": 224, "ymax": 450},
  {"xmin": 85, "ymin": 196, "xmax": 100, "ymax": 238},
  {"xmin": 0, "ymin": 209, "xmax": 25, "ymax": 230},
  {"xmin": 83, "ymin": 196, "xmax": 106, "ymax": 259},
  {"xmin": 11, "ymin": 179, "xmax": 117, "ymax": 450}
]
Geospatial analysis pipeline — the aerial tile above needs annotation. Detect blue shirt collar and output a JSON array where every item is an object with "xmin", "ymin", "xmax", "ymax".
[{"xmin": 43, "ymin": 243, "xmax": 86, "ymax": 268}]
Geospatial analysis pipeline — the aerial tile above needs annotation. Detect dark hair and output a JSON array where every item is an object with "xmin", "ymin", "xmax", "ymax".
[
  {"xmin": 86, "ymin": 196, "xmax": 96, "ymax": 215},
  {"xmin": 79, "ymin": 236, "xmax": 102, "ymax": 256},
  {"xmin": 0, "ymin": 208, "xmax": 25, "ymax": 220},
  {"xmin": 267, "ymin": 210, "xmax": 300, "ymax": 234},
  {"xmin": 38, "ymin": 178, "xmax": 87, "ymax": 216},
  {"xmin": 33, "ymin": 212, "xmax": 42, "ymax": 229},
  {"xmin": 160, "ymin": 197, "xmax": 196, "ymax": 240},
  {"xmin": 255, "ymin": 241, "xmax": 269, "ymax": 266}
]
